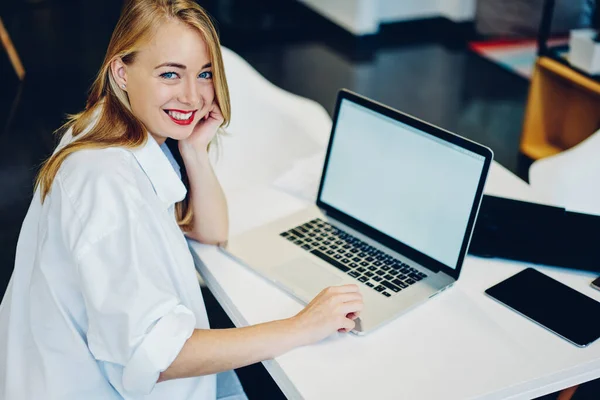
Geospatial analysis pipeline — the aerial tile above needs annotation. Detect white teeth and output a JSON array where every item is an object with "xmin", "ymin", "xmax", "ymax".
[{"xmin": 167, "ymin": 110, "xmax": 193, "ymax": 120}]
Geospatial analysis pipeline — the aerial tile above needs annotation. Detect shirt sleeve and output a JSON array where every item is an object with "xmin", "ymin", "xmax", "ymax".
[{"xmin": 75, "ymin": 217, "xmax": 196, "ymax": 395}]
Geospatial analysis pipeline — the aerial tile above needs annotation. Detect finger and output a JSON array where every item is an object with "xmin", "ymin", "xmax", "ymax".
[
  {"xmin": 331, "ymin": 292, "xmax": 363, "ymax": 304},
  {"xmin": 346, "ymin": 311, "xmax": 361, "ymax": 320},
  {"xmin": 326, "ymin": 284, "xmax": 360, "ymax": 294},
  {"xmin": 210, "ymin": 102, "xmax": 223, "ymax": 117},
  {"xmin": 338, "ymin": 317, "xmax": 356, "ymax": 333},
  {"xmin": 339, "ymin": 301, "xmax": 363, "ymax": 316}
]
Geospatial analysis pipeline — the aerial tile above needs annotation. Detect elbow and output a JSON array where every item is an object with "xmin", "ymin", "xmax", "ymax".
[{"xmin": 186, "ymin": 230, "xmax": 229, "ymax": 246}]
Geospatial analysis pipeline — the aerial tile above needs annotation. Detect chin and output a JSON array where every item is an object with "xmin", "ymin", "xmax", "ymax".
[
  {"xmin": 161, "ymin": 126, "xmax": 194, "ymax": 142},
  {"xmin": 173, "ymin": 129, "xmax": 195, "ymax": 141}
]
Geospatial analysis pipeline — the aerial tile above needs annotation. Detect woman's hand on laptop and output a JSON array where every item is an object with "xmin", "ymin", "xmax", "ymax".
[{"xmin": 291, "ymin": 284, "xmax": 363, "ymax": 345}]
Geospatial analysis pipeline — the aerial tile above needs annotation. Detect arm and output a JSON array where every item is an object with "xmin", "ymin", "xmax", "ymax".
[
  {"xmin": 158, "ymin": 286, "xmax": 363, "ymax": 382},
  {"xmin": 178, "ymin": 142, "xmax": 228, "ymax": 245},
  {"xmin": 158, "ymin": 319, "xmax": 299, "ymax": 381}
]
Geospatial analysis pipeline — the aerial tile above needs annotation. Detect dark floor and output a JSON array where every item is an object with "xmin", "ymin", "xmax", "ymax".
[{"xmin": 0, "ymin": 0, "xmax": 596, "ymax": 399}]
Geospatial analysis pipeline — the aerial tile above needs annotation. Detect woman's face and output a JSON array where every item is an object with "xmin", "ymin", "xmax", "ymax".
[{"xmin": 114, "ymin": 20, "xmax": 215, "ymax": 144}]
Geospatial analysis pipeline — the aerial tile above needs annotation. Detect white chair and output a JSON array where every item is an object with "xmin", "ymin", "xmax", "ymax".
[
  {"xmin": 529, "ymin": 128, "xmax": 600, "ymax": 216},
  {"xmin": 212, "ymin": 47, "xmax": 332, "ymax": 194}
]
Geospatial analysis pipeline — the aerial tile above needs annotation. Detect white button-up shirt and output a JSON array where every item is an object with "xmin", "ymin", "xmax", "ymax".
[{"xmin": 0, "ymin": 129, "xmax": 216, "ymax": 399}]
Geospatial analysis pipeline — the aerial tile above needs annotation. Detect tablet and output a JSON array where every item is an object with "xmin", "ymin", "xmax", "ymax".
[{"xmin": 485, "ymin": 268, "xmax": 600, "ymax": 347}]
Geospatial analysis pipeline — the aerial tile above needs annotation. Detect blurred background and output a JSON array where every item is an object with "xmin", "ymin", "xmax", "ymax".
[{"xmin": 1, "ymin": 1, "xmax": 598, "ymax": 398}]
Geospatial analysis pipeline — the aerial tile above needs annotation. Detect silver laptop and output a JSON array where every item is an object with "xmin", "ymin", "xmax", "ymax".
[{"xmin": 224, "ymin": 89, "xmax": 493, "ymax": 334}]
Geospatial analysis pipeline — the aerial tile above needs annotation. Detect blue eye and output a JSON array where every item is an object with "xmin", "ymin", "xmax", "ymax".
[
  {"xmin": 160, "ymin": 71, "xmax": 179, "ymax": 79},
  {"xmin": 199, "ymin": 71, "xmax": 213, "ymax": 79}
]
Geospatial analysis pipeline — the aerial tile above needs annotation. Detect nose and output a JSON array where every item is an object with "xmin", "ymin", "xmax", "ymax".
[{"xmin": 178, "ymin": 79, "xmax": 201, "ymax": 108}]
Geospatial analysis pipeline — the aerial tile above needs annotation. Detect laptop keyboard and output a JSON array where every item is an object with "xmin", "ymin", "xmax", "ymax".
[{"xmin": 280, "ymin": 218, "xmax": 427, "ymax": 298}]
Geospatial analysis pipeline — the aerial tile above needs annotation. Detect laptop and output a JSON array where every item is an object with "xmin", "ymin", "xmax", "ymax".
[{"xmin": 224, "ymin": 89, "xmax": 493, "ymax": 334}]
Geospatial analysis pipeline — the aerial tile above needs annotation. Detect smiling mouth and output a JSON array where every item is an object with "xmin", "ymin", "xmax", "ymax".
[{"xmin": 163, "ymin": 109, "xmax": 197, "ymax": 126}]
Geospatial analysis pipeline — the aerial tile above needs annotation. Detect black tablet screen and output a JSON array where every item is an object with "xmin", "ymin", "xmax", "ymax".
[{"xmin": 485, "ymin": 268, "xmax": 600, "ymax": 347}]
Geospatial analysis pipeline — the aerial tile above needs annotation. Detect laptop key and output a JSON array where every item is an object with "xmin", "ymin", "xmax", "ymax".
[
  {"xmin": 348, "ymin": 271, "xmax": 360, "ymax": 278},
  {"xmin": 375, "ymin": 270, "xmax": 385, "ymax": 276},
  {"xmin": 358, "ymin": 276, "xmax": 369, "ymax": 283},
  {"xmin": 350, "ymin": 262, "xmax": 358, "ymax": 268},
  {"xmin": 374, "ymin": 285, "xmax": 386, "ymax": 292},
  {"xmin": 381, "ymin": 281, "xmax": 401, "ymax": 293},
  {"xmin": 381, "ymin": 265, "xmax": 391, "ymax": 271},
  {"xmin": 382, "ymin": 292, "xmax": 392, "ymax": 298},
  {"xmin": 357, "ymin": 267, "xmax": 366, "ymax": 273},
  {"xmin": 301, "ymin": 244, "xmax": 311, "ymax": 250},
  {"xmin": 409, "ymin": 273, "xmax": 422, "ymax": 281},
  {"xmin": 368, "ymin": 266, "xmax": 377, "ymax": 271},
  {"xmin": 384, "ymin": 274, "xmax": 394, "ymax": 280},
  {"xmin": 292, "ymin": 229, "xmax": 306, "ymax": 238},
  {"xmin": 286, "ymin": 236, "xmax": 297, "ymax": 242},
  {"xmin": 319, "ymin": 246, "xmax": 327, "ymax": 251},
  {"xmin": 364, "ymin": 271, "xmax": 374, "ymax": 277},
  {"xmin": 365, "ymin": 282, "xmax": 375, "ymax": 288},
  {"xmin": 392, "ymin": 279, "xmax": 408, "ymax": 288},
  {"xmin": 373, "ymin": 276, "xmax": 382, "ymax": 282},
  {"xmin": 405, "ymin": 279, "xmax": 416, "ymax": 285},
  {"xmin": 311, "ymin": 249, "xmax": 351, "ymax": 273}
]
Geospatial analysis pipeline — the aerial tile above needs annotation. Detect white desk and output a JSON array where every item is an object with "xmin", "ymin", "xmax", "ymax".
[{"xmin": 189, "ymin": 161, "xmax": 600, "ymax": 400}]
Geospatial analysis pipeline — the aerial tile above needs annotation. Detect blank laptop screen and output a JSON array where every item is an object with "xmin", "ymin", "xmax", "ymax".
[{"xmin": 320, "ymin": 99, "xmax": 485, "ymax": 269}]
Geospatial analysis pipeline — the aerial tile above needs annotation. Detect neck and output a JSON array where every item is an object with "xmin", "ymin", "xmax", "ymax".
[{"xmin": 149, "ymin": 132, "xmax": 167, "ymax": 146}]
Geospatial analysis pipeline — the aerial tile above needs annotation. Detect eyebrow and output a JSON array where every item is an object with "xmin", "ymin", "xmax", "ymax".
[{"xmin": 154, "ymin": 62, "xmax": 212, "ymax": 70}]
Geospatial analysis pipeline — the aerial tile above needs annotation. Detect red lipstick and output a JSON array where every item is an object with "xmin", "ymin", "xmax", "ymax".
[{"xmin": 164, "ymin": 109, "xmax": 197, "ymax": 126}]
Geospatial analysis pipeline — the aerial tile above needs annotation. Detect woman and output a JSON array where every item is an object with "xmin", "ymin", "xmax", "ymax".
[{"xmin": 0, "ymin": 1, "xmax": 363, "ymax": 399}]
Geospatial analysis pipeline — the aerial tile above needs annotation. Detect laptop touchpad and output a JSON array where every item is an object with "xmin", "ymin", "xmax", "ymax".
[{"xmin": 273, "ymin": 258, "xmax": 343, "ymax": 300}]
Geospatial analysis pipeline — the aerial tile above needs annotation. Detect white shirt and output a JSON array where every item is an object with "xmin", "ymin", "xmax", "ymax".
[{"xmin": 0, "ymin": 129, "xmax": 216, "ymax": 399}]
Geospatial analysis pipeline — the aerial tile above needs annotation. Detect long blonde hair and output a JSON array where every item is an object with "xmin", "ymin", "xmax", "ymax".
[{"xmin": 35, "ymin": 0, "xmax": 230, "ymax": 231}]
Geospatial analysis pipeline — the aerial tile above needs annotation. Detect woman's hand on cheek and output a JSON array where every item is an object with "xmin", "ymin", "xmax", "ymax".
[{"xmin": 180, "ymin": 102, "xmax": 224, "ymax": 153}]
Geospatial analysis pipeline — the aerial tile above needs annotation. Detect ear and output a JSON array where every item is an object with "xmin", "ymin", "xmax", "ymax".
[{"xmin": 110, "ymin": 57, "xmax": 128, "ymax": 90}]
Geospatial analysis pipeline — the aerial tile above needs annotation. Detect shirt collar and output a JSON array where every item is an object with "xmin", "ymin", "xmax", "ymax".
[{"xmin": 129, "ymin": 135, "xmax": 187, "ymax": 209}]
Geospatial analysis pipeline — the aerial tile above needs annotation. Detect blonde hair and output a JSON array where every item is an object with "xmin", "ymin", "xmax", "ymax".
[{"xmin": 35, "ymin": 0, "xmax": 230, "ymax": 231}]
